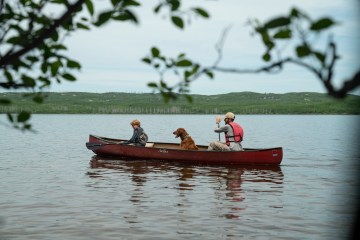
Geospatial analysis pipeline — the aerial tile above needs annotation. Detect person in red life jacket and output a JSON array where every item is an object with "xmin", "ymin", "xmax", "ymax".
[{"xmin": 207, "ymin": 112, "xmax": 244, "ymax": 151}]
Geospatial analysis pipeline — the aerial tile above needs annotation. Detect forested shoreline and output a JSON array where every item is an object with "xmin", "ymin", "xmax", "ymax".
[{"xmin": 1, "ymin": 92, "xmax": 359, "ymax": 114}]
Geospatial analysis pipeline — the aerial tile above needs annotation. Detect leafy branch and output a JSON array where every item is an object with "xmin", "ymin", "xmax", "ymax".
[
  {"xmin": 144, "ymin": 7, "xmax": 359, "ymax": 100},
  {"xmin": 154, "ymin": 0, "xmax": 209, "ymax": 29},
  {"xmin": 142, "ymin": 47, "xmax": 213, "ymax": 102},
  {"xmin": 216, "ymin": 8, "xmax": 360, "ymax": 98},
  {"xmin": 0, "ymin": 0, "xmax": 209, "ymax": 131}
]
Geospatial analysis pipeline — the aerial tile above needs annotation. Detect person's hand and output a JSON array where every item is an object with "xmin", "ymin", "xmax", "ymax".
[{"xmin": 215, "ymin": 115, "xmax": 221, "ymax": 124}]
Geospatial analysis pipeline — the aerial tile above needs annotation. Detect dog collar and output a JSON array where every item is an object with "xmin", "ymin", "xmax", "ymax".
[{"xmin": 183, "ymin": 134, "xmax": 190, "ymax": 139}]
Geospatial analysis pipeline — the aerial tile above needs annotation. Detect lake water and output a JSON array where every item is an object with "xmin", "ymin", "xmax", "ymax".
[{"xmin": 0, "ymin": 114, "xmax": 359, "ymax": 239}]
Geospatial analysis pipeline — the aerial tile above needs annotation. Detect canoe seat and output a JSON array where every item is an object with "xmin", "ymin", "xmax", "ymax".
[{"xmin": 145, "ymin": 142, "xmax": 154, "ymax": 148}]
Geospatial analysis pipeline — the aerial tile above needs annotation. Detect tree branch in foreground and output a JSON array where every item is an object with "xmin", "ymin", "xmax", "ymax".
[{"xmin": 0, "ymin": 0, "xmax": 86, "ymax": 67}]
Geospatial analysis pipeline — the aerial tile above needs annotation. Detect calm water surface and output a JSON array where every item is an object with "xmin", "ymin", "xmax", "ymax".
[{"xmin": 0, "ymin": 114, "xmax": 359, "ymax": 240}]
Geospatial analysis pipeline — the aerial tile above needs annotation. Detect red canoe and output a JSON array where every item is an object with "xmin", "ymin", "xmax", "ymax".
[{"xmin": 86, "ymin": 135, "xmax": 283, "ymax": 165}]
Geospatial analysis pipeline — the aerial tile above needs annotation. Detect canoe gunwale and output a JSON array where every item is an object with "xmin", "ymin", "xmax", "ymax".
[{"xmin": 89, "ymin": 134, "xmax": 282, "ymax": 152}]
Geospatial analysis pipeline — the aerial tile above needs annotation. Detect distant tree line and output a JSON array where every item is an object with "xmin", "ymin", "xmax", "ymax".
[{"xmin": 1, "ymin": 92, "xmax": 359, "ymax": 114}]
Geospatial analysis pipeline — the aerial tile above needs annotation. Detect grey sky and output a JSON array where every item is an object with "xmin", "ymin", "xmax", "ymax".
[{"xmin": 52, "ymin": 0, "xmax": 360, "ymax": 95}]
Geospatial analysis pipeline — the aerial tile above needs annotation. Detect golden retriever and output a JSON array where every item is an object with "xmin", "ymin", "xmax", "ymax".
[{"xmin": 173, "ymin": 128, "xmax": 199, "ymax": 150}]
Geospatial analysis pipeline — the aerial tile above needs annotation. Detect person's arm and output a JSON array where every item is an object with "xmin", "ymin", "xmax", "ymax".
[
  {"xmin": 214, "ymin": 125, "xmax": 230, "ymax": 133},
  {"xmin": 123, "ymin": 129, "xmax": 137, "ymax": 144}
]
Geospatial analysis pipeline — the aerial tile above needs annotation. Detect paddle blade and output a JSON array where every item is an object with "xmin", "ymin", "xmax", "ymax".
[
  {"xmin": 215, "ymin": 115, "xmax": 221, "ymax": 123},
  {"xmin": 86, "ymin": 142, "xmax": 103, "ymax": 150},
  {"xmin": 86, "ymin": 142, "xmax": 123, "ymax": 150}
]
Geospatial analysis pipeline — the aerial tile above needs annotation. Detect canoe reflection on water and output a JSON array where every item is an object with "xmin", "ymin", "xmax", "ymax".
[
  {"xmin": 88, "ymin": 156, "xmax": 284, "ymax": 219},
  {"xmin": 88, "ymin": 155, "xmax": 284, "ymax": 188}
]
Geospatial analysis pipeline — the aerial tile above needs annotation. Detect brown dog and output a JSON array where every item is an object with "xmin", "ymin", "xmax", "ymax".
[{"xmin": 173, "ymin": 128, "xmax": 199, "ymax": 150}]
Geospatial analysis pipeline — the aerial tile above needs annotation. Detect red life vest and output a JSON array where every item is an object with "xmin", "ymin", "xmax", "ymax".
[{"xmin": 225, "ymin": 122, "xmax": 244, "ymax": 145}]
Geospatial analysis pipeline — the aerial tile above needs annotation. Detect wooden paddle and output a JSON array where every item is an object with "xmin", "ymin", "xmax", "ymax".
[{"xmin": 216, "ymin": 115, "xmax": 221, "ymax": 141}]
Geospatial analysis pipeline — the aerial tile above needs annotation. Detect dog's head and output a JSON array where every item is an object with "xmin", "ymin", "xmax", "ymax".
[{"xmin": 173, "ymin": 128, "xmax": 187, "ymax": 138}]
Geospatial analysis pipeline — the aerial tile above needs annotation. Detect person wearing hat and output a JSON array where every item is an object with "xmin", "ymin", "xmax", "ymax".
[
  {"xmin": 208, "ymin": 112, "xmax": 244, "ymax": 151},
  {"xmin": 123, "ymin": 119, "xmax": 148, "ymax": 146}
]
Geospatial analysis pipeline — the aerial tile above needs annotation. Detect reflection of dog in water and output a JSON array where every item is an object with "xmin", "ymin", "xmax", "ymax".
[{"xmin": 172, "ymin": 128, "xmax": 199, "ymax": 150}]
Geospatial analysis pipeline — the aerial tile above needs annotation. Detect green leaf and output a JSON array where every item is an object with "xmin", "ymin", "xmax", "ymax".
[
  {"xmin": 17, "ymin": 111, "xmax": 31, "ymax": 123},
  {"xmin": 265, "ymin": 41, "xmax": 274, "ymax": 51},
  {"xmin": 262, "ymin": 53, "xmax": 271, "ymax": 62},
  {"xmin": 112, "ymin": 10, "xmax": 138, "ymax": 23},
  {"xmin": 0, "ymin": 98, "xmax": 11, "ymax": 105},
  {"xmin": 170, "ymin": 0, "xmax": 180, "ymax": 11},
  {"xmin": 160, "ymin": 80, "xmax": 167, "ymax": 88},
  {"xmin": 123, "ymin": 0, "xmax": 140, "ymax": 7},
  {"xmin": 185, "ymin": 95, "xmax": 193, "ymax": 103},
  {"xmin": 21, "ymin": 75, "xmax": 36, "ymax": 87},
  {"xmin": 39, "ymin": 77, "xmax": 51, "ymax": 87},
  {"xmin": 154, "ymin": 3, "xmax": 163, "ymax": 13},
  {"xmin": 205, "ymin": 71, "xmax": 214, "ymax": 79},
  {"xmin": 193, "ymin": 8, "xmax": 209, "ymax": 18},
  {"xmin": 23, "ymin": 124, "xmax": 32, "ymax": 130},
  {"xmin": 296, "ymin": 45, "xmax": 311, "ymax": 58},
  {"xmin": 142, "ymin": 57, "xmax": 151, "ymax": 64},
  {"xmin": 67, "ymin": 60, "xmax": 81, "ymax": 69},
  {"xmin": 52, "ymin": 44, "xmax": 67, "ymax": 50},
  {"xmin": 151, "ymin": 47, "xmax": 160, "ymax": 57},
  {"xmin": 171, "ymin": 16, "xmax": 184, "ymax": 29},
  {"xmin": 7, "ymin": 36, "xmax": 21, "ymax": 44},
  {"xmin": 111, "ymin": 0, "xmax": 121, "ymax": 6},
  {"xmin": 161, "ymin": 92, "xmax": 170, "ymax": 103},
  {"xmin": 184, "ymin": 70, "xmax": 191, "ymax": 79},
  {"xmin": 26, "ymin": 56, "xmax": 39, "ymax": 63},
  {"xmin": 51, "ymin": 31, "xmax": 59, "ymax": 41},
  {"xmin": 314, "ymin": 51, "xmax": 325, "ymax": 63},
  {"xmin": 4, "ymin": 71, "xmax": 13, "ymax": 82},
  {"xmin": 176, "ymin": 59, "xmax": 192, "ymax": 67},
  {"xmin": 273, "ymin": 29, "xmax": 291, "ymax": 39},
  {"xmin": 32, "ymin": 95, "xmax": 44, "ymax": 104},
  {"xmin": 19, "ymin": 61, "xmax": 31, "ymax": 70},
  {"xmin": 124, "ymin": 10, "xmax": 138, "ymax": 23},
  {"xmin": 147, "ymin": 82, "xmax": 158, "ymax": 88},
  {"xmin": 62, "ymin": 73, "xmax": 76, "ymax": 81},
  {"xmin": 260, "ymin": 31, "xmax": 273, "ymax": 48},
  {"xmin": 264, "ymin": 17, "xmax": 291, "ymax": 29},
  {"xmin": 7, "ymin": 113, "xmax": 14, "ymax": 123},
  {"xmin": 77, "ymin": 23, "xmax": 90, "ymax": 30},
  {"xmin": 94, "ymin": 11, "xmax": 113, "ymax": 26},
  {"xmin": 51, "ymin": 60, "xmax": 61, "ymax": 76},
  {"xmin": 192, "ymin": 64, "xmax": 200, "ymax": 73},
  {"xmin": 51, "ymin": 0, "xmax": 66, "ymax": 4},
  {"xmin": 310, "ymin": 18, "xmax": 336, "ymax": 31},
  {"xmin": 41, "ymin": 62, "xmax": 48, "ymax": 73},
  {"xmin": 290, "ymin": 8, "xmax": 299, "ymax": 18},
  {"xmin": 85, "ymin": 0, "xmax": 94, "ymax": 16},
  {"xmin": 177, "ymin": 53, "xmax": 185, "ymax": 59}
]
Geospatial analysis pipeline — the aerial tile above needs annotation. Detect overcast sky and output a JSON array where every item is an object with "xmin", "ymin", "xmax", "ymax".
[{"xmin": 52, "ymin": 0, "xmax": 360, "ymax": 95}]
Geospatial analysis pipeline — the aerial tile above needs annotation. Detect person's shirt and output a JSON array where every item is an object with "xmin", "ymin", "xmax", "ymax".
[
  {"xmin": 214, "ymin": 124, "xmax": 232, "ymax": 134},
  {"xmin": 125, "ymin": 127, "xmax": 145, "ymax": 146},
  {"xmin": 214, "ymin": 124, "xmax": 243, "ymax": 151}
]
